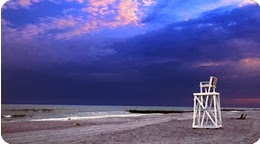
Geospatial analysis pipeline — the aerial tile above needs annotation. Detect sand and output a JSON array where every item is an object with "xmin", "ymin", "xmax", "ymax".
[{"xmin": 1, "ymin": 111, "xmax": 260, "ymax": 144}]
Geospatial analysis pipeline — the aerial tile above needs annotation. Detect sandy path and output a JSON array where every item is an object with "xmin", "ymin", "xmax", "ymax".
[{"xmin": 2, "ymin": 114, "xmax": 181, "ymax": 144}]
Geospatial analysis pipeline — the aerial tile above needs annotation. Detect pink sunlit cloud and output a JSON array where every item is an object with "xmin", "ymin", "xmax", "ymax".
[
  {"xmin": 223, "ymin": 98, "xmax": 260, "ymax": 105},
  {"xmin": 142, "ymin": 0, "xmax": 156, "ymax": 6},
  {"xmin": 65, "ymin": 0, "xmax": 85, "ymax": 3},
  {"xmin": 193, "ymin": 57, "xmax": 260, "ymax": 69},
  {"xmin": 191, "ymin": 57, "xmax": 260, "ymax": 80},
  {"xmin": 3, "ymin": 0, "xmax": 42, "ymax": 9},
  {"xmin": 82, "ymin": 0, "xmax": 116, "ymax": 16},
  {"xmin": 240, "ymin": 58, "xmax": 260, "ymax": 67},
  {"xmin": 57, "ymin": 0, "xmax": 156, "ymax": 39},
  {"xmin": 18, "ymin": 0, "xmax": 41, "ymax": 7},
  {"xmin": 3, "ymin": 0, "xmax": 156, "ymax": 40},
  {"xmin": 115, "ymin": 0, "xmax": 140, "ymax": 26},
  {"xmin": 193, "ymin": 61, "xmax": 232, "ymax": 68},
  {"xmin": 2, "ymin": 16, "xmax": 78, "ymax": 40}
]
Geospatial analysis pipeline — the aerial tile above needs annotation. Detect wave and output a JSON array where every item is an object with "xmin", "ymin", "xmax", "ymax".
[
  {"xmin": 30, "ymin": 113, "xmax": 151, "ymax": 121},
  {"xmin": 2, "ymin": 115, "xmax": 12, "ymax": 118}
]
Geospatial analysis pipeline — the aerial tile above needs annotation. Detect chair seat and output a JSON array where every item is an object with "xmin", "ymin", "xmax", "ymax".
[{"xmin": 193, "ymin": 92, "xmax": 220, "ymax": 96}]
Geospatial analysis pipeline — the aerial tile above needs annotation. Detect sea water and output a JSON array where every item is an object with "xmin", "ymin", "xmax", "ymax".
[{"xmin": 1, "ymin": 104, "xmax": 192, "ymax": 122}]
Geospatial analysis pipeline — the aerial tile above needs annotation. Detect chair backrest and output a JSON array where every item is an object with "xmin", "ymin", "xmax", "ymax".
[
  {"xmin": 209, "ymin": 76, "xmax": 217, "ymax": 86},
  {"xmin": 209, "ymin": 76, "xmax": 217, "ymax": 92}
]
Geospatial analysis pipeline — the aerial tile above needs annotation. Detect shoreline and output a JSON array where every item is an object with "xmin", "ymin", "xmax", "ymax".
[{"xmin": 2, "ymin": 107, "xmax": 259, "ymax": 122}]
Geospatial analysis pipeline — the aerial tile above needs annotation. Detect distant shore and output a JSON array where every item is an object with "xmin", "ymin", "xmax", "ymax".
[
  {"xmin": 2, "ymin": 110, "xmax": 260, "ymax": 144},
  {"xmin": 126, "ymin": 108, "xmax": 254, "ymax": 114},
  {"xmin": 127, "ymin": 109, "xmax": 192, "ymax": 114}
]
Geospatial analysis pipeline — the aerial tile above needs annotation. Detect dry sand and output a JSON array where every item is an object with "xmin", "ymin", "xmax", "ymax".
[{"xmin": 1, "ymin": 111, "xmax": 260, "ymax": 144}]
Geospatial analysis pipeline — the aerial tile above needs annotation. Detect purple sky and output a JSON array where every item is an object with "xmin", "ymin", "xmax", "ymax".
[{"xmin": 1, "ymin": 0, "xmax": 260, "ymax": 107}]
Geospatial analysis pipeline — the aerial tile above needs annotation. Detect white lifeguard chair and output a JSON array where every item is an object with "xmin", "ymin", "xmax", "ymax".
[{"xmin": 192, "ymin": 76, "xmax": 222, "ymax": 129}]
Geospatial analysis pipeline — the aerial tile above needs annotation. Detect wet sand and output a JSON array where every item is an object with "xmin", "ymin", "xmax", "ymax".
[{"xmin": 1, "ymin": 111, "xmax": 260, "ymax": 144}]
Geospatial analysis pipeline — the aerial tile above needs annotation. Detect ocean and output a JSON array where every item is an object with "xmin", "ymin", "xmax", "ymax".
[{"xmin": 1, "ymin": 104, "xmax": 192, "ymax": 122}]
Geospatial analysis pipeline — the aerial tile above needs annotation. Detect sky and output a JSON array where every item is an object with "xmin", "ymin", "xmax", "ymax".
[{"xmin": 1, "ymin": 0, "xmax": 260, "ymax": 107}]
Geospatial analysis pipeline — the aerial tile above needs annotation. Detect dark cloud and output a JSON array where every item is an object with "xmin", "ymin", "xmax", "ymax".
[{"xmin": 118, "ymin": 5, "xmax": 260, "ymax": 62}]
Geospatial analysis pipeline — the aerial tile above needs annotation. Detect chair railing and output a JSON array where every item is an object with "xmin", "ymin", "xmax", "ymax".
[{"xmin": 199, "ymin": 76, "xmax": 217, "ymax": 93}]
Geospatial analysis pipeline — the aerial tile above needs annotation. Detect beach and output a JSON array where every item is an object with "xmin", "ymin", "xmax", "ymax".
[{"xmin": 1, "ymin": 110, "xmax": 259, "ymax": 144}]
